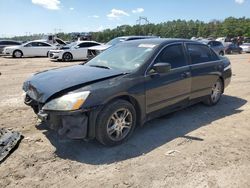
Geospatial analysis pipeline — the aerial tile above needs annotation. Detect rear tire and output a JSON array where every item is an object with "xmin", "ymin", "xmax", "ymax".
[
  {"xmin": 13, "ymin": 50, "xmax": 23, "ymax": 58},
  {"xmin": 62, "ymin": 52, "xmax": 73, "ymax": 62},
  {"xmin": 219, "ymin": 51, "xmax": 224, "ymax": 56},
  {"xmin": 203, "ymin": 79, "xmax": 224, "ymax": 106},
  {"xmin": 96, "ymin": 100, "xmax": 136, "ymax": 146}
]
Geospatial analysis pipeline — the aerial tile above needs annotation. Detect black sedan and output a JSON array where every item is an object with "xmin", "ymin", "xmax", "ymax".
[{"xmin": 23, "ymin": 39, "xmax": 232, "ymax": 146}]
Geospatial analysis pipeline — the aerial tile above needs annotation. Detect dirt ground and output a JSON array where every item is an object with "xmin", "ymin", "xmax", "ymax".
[{"xmin": 0, "ymin": 54, "xmax": 250, "ymax": 188}]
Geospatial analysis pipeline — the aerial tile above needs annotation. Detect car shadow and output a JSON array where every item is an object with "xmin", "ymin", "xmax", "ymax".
[{"xmin": 36, "ymin": 95, "xmax": 247, "ymax": 165}]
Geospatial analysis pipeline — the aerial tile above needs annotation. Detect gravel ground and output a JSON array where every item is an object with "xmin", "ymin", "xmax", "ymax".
[{"xmin": 0, "ymin": 54, "xmax": 250, "ymax": 188}]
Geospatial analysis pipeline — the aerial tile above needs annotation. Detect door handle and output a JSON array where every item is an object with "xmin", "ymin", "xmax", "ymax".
[{"xmin": 181, "ymin": 72, "xmax": 191, "ymax": 78}]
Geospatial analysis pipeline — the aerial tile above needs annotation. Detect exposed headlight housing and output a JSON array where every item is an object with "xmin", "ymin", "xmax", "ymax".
[{"xmin": 42, "ymin": 91, "xmax": 90, "ymax": 111}]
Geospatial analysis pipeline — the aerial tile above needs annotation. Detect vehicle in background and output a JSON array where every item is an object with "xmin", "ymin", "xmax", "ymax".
[
  {"xmin": 199, "ymin": 40, "xmax": 225, "ymax": 56},
  {"xmin": 23, "ymin": 39, "xmax": 232, "ymax": 146},
  {"xmin": 2, "ymin": 41, "xmax": 56, "ymax": 58},
  {"xmin": 49, "ymin": 41, "xmax": 101, "ymax": 61},
  {"xmin": 240, "ymin": 37, "xmax": 250, "ymax": 53},
  {"xmin": 87, "ymin": 36, "xmax": 158, "ymax": 59},
  {"xmin": 0, "ymin": 40, "xmax": 22, "ymax": 54},
  {"xmin": 225, "ymin": 43, "xmax": 243, "ymax": 54},
  {"xmin": 216, "ymin": 37, "xmax": 232, "ymax": 47},
  {"xmin": 240, "ymin": 43, "xmax": 250, "ymax": 53}
]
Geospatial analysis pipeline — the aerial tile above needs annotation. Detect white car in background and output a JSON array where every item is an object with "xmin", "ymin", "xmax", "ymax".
[
  {"xmin": 3, "ymin": 41, "xmax": 56, "ymax": 58},
  {"xmin": 240, "ymin": 43, "xmax": 250, "ymax": 53},
  {"xmin": 49, "ymin": 41, "xmax": 101, "ymax": 61}
]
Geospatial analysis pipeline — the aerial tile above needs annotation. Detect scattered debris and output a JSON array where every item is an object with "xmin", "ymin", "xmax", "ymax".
[
  {"xmin": 165, "ymin": 150, "xmax": 180, "ymax": 156},
  {"xmin": 0, "ymin": 128, "xmax": 22, "ymax": 162}
]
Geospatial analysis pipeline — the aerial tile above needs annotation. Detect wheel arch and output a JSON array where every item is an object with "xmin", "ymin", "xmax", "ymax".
[
  {"xmin": 13, "ymin": 49, "xmax": 23, "ymax": 57},
  {"xmin": 219, "ymin": 76, "xmax": 225, "ymax": 93},
  {"xmin": 62, "ymin": 51, "xmax": 73, "ymax": 60},
  {"xmin": 103, "ymin": 95, "xmax": 142, "ymax": 127}
]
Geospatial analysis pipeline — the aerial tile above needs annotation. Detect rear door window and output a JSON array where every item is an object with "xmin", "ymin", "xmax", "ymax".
[
  {"xmin": 154, "ymin": 44, "xmax": 187, "ymax": 69},
  {"xmin": 38, "ymin": 42, "xmax": 51, "ymax": 47},
  {"xmin": 79, "ymin": 42, "xmax": 100, "ymax": 48},
  {"xmin": 187, "ymin": 44, "xmax": 218, "ymax": 64}
]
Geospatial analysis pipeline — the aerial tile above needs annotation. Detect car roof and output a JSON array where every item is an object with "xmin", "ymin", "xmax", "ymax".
[
  {"xmin": 120, "ymin": 38, "xmax": 202, "ymax": 46},
  {"xmin": 117, "ymin": 36, "xmax": 158, "ymax": 40},
  {"xmin": 77, "ymin": 40, "xmax": 99, "ymax": 43}
]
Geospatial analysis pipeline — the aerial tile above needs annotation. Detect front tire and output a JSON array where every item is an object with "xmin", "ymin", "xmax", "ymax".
[
  {"xmin": 62, "ymin": 52, "xmax": 73, "ymax": 62},
  {"xmin": 96, "ymin": 100, "xmax": 136, "ymax": 146},
  {"xmin": 13, "ymin": 50, "xmax": 23, "ymax": 58},
  {"xmin": 203, "ymin": 79, "xmax": 224, "ymax": 106}
]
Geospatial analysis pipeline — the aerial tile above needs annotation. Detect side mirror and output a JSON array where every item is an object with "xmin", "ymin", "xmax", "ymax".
[{"xmin": 152, "ymin": 62, "xmax": 171, "ymax": 74}]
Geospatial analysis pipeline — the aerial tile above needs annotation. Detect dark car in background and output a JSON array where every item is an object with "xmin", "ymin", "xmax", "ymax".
[
  {"xmin": 0, "ymin": 40, "xmax": 22, "ymax": 54},
  {"xmin": 225, "ymin": 43, "xmax": 243, "ymax": 54},
  {"xmin": 199, "ymin": 40, "xmax": 225, "ymax": 56},
  {"xmin": 23, "ymin": 39, "xmax": 232, "ymax": 146},
  {"xmin": 87, "ymin": 35, "xmax": 158, "ymax": 59}
]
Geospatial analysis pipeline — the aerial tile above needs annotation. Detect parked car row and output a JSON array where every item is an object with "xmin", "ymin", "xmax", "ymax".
[{"xmin": 2, "ymin": 35, "xmax": 249, "ymax": 61}]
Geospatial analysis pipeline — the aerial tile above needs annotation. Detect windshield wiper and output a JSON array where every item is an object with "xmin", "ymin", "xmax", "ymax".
[{"xmin": 89, "ymin": 65, "xmax": 111, "ymax": 69}]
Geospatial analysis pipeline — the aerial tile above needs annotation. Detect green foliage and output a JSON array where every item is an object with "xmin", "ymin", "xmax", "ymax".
[
  {"xmin": 91, "ymin": 17, "xmax": 250, "ymax": 43},
  {"xmin": 1, "ymin": 17, "xmax": 250, "ymax": 42}
]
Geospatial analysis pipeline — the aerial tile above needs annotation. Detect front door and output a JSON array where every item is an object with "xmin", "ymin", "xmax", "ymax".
[{"xmin": 145, "ymin": 43, "xmax": 191, "ymax": 114}]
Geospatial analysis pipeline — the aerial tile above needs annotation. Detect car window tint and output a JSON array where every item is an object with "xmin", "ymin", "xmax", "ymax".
[
  {"xmin": 214, "ymin": 41, "xmax": 222, "ymax": 46},
  {"xmin": 155, "ymin": 44, "xmax": 187, "ymax": 69},
  {"xmin": 187, "ymin": 44, "xmax": 214, "ymax": 64},
  {"xmin": 210, "ymin": 49, "xmax": 220, "ymax": 60},
  {"xmin": 30, "ymin": 42, "xmax": 39, "ymax": 47},
  {"xmin": 78, "ymin": 42, "xmax": 100, "ymax": 48},
  {"xmin": 38, "ymin": 42, "xmax": 51, "ymax": 47},
  {"xmin": 6, "ymin": 41, "xmax": 20, "ymax": 45}
]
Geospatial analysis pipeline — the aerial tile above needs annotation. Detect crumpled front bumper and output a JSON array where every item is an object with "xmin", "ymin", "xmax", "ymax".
[{"xmin": 38, "ymin": 109, "xmax": 89, "ymax": 139}]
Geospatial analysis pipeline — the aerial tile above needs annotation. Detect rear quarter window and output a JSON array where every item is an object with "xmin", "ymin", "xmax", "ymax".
[{"xmin": 187, "ymin": 44, "xmax": 218, "ymax": 64}]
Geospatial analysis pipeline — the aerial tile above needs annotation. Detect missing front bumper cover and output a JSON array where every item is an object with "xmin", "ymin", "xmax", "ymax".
[{"xmin": 39, "ymin": 110, "xmax": 89, "ymax": 139}]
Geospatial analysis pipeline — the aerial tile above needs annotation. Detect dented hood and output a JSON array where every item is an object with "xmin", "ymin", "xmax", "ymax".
[{"xmin": 23, "ymin": 65, "xmax": 124, "ymax": 103}]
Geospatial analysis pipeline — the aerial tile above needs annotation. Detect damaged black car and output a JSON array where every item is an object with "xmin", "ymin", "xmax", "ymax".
[{"xmin": 23, "ymin": 39, "xmax": 232, "ymax": 146}]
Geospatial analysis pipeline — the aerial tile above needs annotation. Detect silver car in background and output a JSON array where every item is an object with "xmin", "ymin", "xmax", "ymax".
[
  {"xmin": 0, "ymin": 40, "xmax": 22, "ymax": 54},
  {"xmin": 200, "ymin": 40, "xmax": 225, "ymax": 56}
]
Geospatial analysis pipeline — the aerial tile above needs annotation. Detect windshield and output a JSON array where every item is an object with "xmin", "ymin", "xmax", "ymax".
[
  {"xmin": 86, "ymin": 43, "xmax": 157, "ymax": 72},
  {"xmin": 106, "ymin": 37, "xmax": 126, "ymax": 46}
]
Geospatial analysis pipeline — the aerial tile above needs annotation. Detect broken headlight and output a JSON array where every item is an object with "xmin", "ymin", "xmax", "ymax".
[{"xmin": 42, "ymin": 91, "xmax": 90, "ymax": 111}]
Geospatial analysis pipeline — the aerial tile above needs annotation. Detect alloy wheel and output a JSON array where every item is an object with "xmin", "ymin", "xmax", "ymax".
[
  {"xmin": 14, "ymin": 51, "xmax": 22, "ymax": 58},
  {"xmin": 106, "ymin": 108, "xmax": 133, "ymax": 141},
  {"xmin": 211, "ymin": 80, "xmax": 222, "ymax": 103}
]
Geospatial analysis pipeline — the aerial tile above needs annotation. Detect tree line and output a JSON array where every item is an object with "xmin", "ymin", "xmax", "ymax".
[{"xmin": 3, "ymin": 17, "xmax": 250, "ymax": 43}]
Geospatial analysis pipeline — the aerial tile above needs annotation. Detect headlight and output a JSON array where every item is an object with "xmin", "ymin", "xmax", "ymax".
[{"xmin": 42, "ymin": 91, "xmax": 90, "ymax": 111}]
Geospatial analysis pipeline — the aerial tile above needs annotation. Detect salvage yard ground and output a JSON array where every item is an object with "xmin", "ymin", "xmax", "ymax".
[{"xmin": 0, "ymin": 54, "xmax": 250, "ymax": 188}]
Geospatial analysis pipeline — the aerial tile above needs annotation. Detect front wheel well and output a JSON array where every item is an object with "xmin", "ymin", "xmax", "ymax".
[
  {"xmin": 219, "ymin": 76, "xmax": 225, "ymax": 93},
  {"xmin": 13, "ymin": 50, "xmax": 23, "ymax": 57},
  {"xmin": 103, "ymin": 95, "xmax": 142, "ymax": 126}
]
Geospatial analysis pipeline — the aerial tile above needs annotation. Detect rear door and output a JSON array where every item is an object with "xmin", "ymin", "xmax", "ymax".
[
  {"xmin": 22, "ymin": 42, "xmax": 38, "ymax": 56},
  {"xmin": 186, "ymin": 43, "xmax": 222, "ymax": 99},
  {"xmin": 74, "ymin": 42, "xmax": 100, "ymax": 59},
  {"xmin": 36, "ymin": 42, "xmax": 53, "ymax": 56},
  {"xmin": 145, "ymin": 43, "xmax": 191, "ymax": 114}
]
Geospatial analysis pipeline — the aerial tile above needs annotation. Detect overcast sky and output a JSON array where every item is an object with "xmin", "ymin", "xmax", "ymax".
[{"xmin": 0, "ymin": 0, "xmax": 250, "ymax": 37}]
